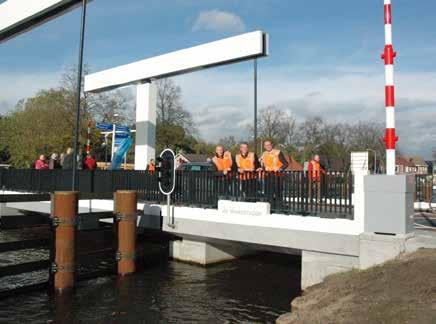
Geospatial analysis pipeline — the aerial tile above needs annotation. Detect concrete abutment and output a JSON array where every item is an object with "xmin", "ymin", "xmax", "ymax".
[{"xmin": 301, "ymin": 250, "xmax": 359, "ymax": 289}]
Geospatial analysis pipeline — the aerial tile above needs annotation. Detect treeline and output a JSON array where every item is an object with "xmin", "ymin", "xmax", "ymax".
[
  {"xmin": 191, "ymin": 108, "xmax": 386, "ymax": 172},
  {"xmin": 0, "ymin": 66, "xmax": 385, "ymax": 171},
  {"xmin": 250, "ymin": 106, "xmax": 386, "ymax": 171}
]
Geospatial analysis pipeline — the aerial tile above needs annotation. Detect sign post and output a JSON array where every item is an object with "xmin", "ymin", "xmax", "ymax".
[{"xmin": 157, "ymin": 149, "xmax": 176, "ymax": 228}]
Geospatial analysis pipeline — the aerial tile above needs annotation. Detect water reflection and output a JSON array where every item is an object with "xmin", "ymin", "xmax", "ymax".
[
  {"xmin": 0, "ymin": 216, "xmax": 300, "ymax": 323},
  {"xmin": 0, "ymin": 252, "xmax": 300, "ymax": 323}
]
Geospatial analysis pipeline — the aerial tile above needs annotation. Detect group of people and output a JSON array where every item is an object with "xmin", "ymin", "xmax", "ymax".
[
  {"xmin": 146, "ymin": 139, "xmax": 325, "ymax": 181},
  {"xmin": 211, "ymin": 140, "xmax": 324, "ymax": 180},
  {"xmin": 205, "ymin": 140, "xmax": 326, "ymax": 200},
  {"xmin": 212, "ymin": 140, "xmax": 288, "ymax": 176},
  {"xmin": 34, "ymin": 147, "xmax": 97, "ymax": 170}
]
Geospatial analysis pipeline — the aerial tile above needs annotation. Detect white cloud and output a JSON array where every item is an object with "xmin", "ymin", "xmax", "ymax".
[
  {"xmin": 192, "ymin": 9, "xmax": 245, "ymax": 33},
  {"xmin": 0, "ymin": 71, "xmax": 60, "ymax": 113}
]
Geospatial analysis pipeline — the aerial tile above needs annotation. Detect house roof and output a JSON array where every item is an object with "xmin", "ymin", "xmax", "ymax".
[
  {"xmin": 176, "ymin": 153, "xmax": 211, "ymax": 163},
  {"xmin": 410, "ymin": 156, "xmax": 426, "ymax": 166},
  {"xmin": 285, "ymin": 155, "xmax": 303, "ymax": 171},
  {"xmin": 396, "ymin": 155, "xmax": 427, "ymax": 167},
  {"xmin": 396, "ymin": 156, "xmax": 415, "ymax": 167}
]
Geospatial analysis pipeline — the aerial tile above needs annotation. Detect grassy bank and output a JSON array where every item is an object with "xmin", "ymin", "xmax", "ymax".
[{"xmin": 277, "ymin": 248, "xmax": 436, "ymax": 324}]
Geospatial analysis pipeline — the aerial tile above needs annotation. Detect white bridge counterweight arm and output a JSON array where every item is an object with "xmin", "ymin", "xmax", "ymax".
[{"xmin": 84, "ymin": 31, "xmax": 268, "ymax": 93}]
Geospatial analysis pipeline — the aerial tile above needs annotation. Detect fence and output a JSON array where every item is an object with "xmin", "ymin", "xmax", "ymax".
[
  {"xmin": 415, "ymin": 174, "xmax": 434, "ymax": 202},
  {"xmin": 0, "ymin": 169, "xmax": 353, "ymax": 217}
]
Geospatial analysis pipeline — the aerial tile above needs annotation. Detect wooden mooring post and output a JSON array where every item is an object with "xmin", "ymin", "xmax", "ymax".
[
  {"xmin": 51, "ymin": 191, "xmax": 78, "ymax": 293},
  {"xmin": 114, "ymin": 190, "xmax": 137, "ymax": 275}
]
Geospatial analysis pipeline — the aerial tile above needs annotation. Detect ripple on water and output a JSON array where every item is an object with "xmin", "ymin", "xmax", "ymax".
[{"xmin": 0, "ymin": 227, "xmax": 301, "ymax": 323}]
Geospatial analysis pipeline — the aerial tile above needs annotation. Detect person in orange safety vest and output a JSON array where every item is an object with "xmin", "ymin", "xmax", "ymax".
[
  {"xmin": 308, "ymin": 154, "xmax": 325, "ymax": 181},
  {"xmin": 308, "ymin": 154, "xmax": 325, "ymax": 200},
  {"xmin": 258, "ymin": 140, "xmax": 288, "ymax": 172},
  {"xmin": 235, "ymin": 142, "xmax": 260, "ymax": 197},
  {"xmin": 147, "ymin": 159, "xmax": 156, "ymax": 174},
  {"xmin": 212, "ymin": 145, "xmax": 233, "ymax": 175},
  {"xmin": 257, "ymin": 140, "xmax": 289, "ymax": 200},
  {"xmin": 235, "ymin": 142, "xmax": 260, "ymax": 180}
]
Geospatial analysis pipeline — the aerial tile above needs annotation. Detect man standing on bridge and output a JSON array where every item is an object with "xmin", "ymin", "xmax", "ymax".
[
  {"xmin": 258, "ymin": 140, "xmax": 288, "ymax": 173},
  {"xmin": 212, "ymin": 145, "xmax": 233, "ymax": 198},
  {"xmin": 308, "ymin": 154, "xmax": 325, "ymax": 200},
  {"xmin": 235, "ymin": 142, "xmax": 260, "ymax": 199},
  {"xmin": 258, "ymin": 140, "xmax": 288, "ymax": 205},
  {"xmin": 212, "ymin": 145, "xmax": 233, "ymax": 175}
]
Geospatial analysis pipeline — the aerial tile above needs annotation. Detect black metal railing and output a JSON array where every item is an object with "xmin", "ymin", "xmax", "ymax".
[
  {"xmin": 0, "ymin": 169, "xmax": 353, "ymax": 217},
  {"xmin": 170, "ymin": 171, "xmax": 353, "ymax": 217}
]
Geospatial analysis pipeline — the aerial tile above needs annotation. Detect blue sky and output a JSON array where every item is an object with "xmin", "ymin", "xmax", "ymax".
[{"xmin": 0, "ymin": 0, "xmax": 435, "ymax": 158}]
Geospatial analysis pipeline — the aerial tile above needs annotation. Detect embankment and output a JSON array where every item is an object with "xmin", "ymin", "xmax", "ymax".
[{"xmin": 277, "ymin": 248, "xmax": 436, "ymax": 324}]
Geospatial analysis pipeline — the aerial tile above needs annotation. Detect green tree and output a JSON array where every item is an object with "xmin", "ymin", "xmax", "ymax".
[
  {"xmin": 154, "ymin": 78, "xmax": 199, "ymax": 154},
  {"xmin": 5, "ymin": 89, "xmax": 92, "ymax": 167},
  {"xmin": 156, "ymin": 123, "xmax": 187, "ymax": 153},
  {"xmin": 0, "ymin": 115, "xmax": 11, "ymax": 163},
  {"xmin": 3, "ymin": 65, "xmax": 132, "ymax": 167}
]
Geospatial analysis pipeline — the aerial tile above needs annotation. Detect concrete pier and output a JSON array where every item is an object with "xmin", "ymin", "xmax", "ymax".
[{"xmin": 170, "ymin": 238, "xmax": 253, "ymax": 265}]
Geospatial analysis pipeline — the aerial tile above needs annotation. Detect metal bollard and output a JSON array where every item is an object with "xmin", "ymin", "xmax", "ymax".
[
  {"xmin": 114, "ymin": 190, "xmax": 137, "ymax": 275},
  {"xmin": 52, "ymin": 191, "xmax": 78, "ymax": 292}
]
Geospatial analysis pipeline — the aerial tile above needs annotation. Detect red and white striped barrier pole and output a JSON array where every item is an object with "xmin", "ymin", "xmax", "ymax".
[
  {"xmin": 382, "ymin": 0, "xmax": 398, "ymax": 175},
  {"xmin": 86, "ymin": 120, "xmax": 91, "ymax": 155}
]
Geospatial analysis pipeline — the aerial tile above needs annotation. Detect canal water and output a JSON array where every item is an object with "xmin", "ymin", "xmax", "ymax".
[{"xmin": 0, "ymin": 222, "xmax": 301, "ymax": 323}]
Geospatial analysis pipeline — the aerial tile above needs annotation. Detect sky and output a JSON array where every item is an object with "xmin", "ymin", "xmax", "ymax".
[{"xmin": 0, "ymin": 0, "xmax": 435, "ymax": 158}]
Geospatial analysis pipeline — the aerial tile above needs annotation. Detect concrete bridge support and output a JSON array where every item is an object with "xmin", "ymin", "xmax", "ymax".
[
  {"xmin": 134, "ymin": 82, "xmax": 157, "ymax": 170},
  {"xmin": 300, "ymin": 232, "xmax": 415, "ymax": 288},
  {"xmin": 301, "ymin": 251, "xmax": 359, "ymax": 289},
  {"xmin": 170, "ymin": 238, "xmax": 253, "ymax": 266},
  {"xmin": 301, "ymin": 174, "xmax": 416, "ymax": 288}
]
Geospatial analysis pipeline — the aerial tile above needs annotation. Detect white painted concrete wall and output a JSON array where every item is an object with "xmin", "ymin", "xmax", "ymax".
[{"xmin": 2, "ymin": 190, "xmax": 361, "ymax": 236}]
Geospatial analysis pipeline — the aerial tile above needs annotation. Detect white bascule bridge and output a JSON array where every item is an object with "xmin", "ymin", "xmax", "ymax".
[{"xmin": 1, "ymin": 0, "xmax": 434, "ymax": 289}]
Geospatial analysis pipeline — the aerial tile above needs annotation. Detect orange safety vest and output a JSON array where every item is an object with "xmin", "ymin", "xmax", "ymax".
[
  {"xmin": 148, "ymin": 163, "xmax": 155, "ymax": 173},
  {"xmin": 236, "ymin": 152, "xmax": 255, "ymax": 180},
  {"xmin": 309, "ymin": 160, "xmax": 321, "ymax": 181},
  {"xmin": 261, "ymin": 149, "xmax": 283, "ymax": 172},
  {"xmin": 212, "ymin": 151, "xmax": 232, "ymax": 172}
]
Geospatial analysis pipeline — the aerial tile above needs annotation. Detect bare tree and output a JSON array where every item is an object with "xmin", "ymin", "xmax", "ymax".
[
  {"xmin": 253, "ymin": 105, "xmax": 297, "ymax": 146},
  {"xmin": 59, "ymin": 64, "xmax": 134, "ymax": 125},
  {"xmin": 296, "ymin": 116, "xmax": 324, "ymax": 147},
  {"xmin": 282, "ymin": 113, "xmax": 297, "ymax": 147},
  {"xmin": 156, "ymin": 78, "xmax": 194, "ymax": 133},
  {"xmin": 87, "ymin": 90, "xmax": 133, "ymax": 125}
]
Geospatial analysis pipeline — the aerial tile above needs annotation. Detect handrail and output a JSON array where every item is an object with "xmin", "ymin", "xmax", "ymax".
[{"xmin": 0, "ymin": 169, "xmax": 354, "ymax": 217}]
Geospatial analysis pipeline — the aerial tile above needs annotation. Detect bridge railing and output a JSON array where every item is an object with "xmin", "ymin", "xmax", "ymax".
[{"xmin": 0, "ymin": 168, "xmax": 353, "ymax": 218}]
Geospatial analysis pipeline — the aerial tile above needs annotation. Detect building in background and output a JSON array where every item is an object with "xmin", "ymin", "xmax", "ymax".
[{"xmin": 396, "ymin": 156, "xmax": 428, "ymax": 174}]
